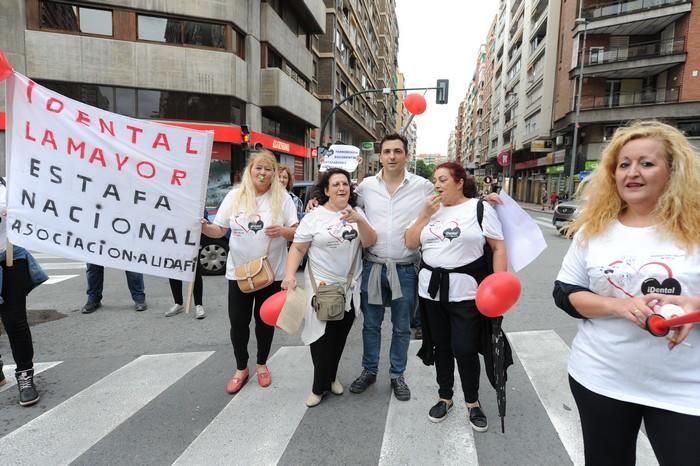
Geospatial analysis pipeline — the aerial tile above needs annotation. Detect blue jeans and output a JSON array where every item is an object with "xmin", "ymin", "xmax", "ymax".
[
  {"xmin": 360, "ymin": 260, "xmax": 416, "ymax": 379},
  {"xmin": 86, "ymin": 263, "xmax": 146, "ymax": 304}
]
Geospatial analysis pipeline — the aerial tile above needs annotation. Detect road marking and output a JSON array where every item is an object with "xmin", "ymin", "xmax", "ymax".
[
  {"xmin": 39, "ymin": 262, "xmax": 86, "ymax": 270},
  {"xmin": 507, "ymin": 330, "xmax": 657, "ymax": 466},
  {"xmin": 379, "ymin": 340, "xmax": 479, "ymax": 466},
  {"xmin": 43, "ymin": 274, "xmax": 79, "ymax": 285},
  {"xmin": 534, "ymin": 219, "xmax": 555, "ymax": 229},
  {"xmin": 0, "ymin": 361, "xmax": 63, "ymax": 393},
  {"xmin": 0, "ymin": 352, "xmax": 213, "ymax": 465},
  {"xmin": 173, "ymin": 346, "xmax": 312, "ymax": 466}
]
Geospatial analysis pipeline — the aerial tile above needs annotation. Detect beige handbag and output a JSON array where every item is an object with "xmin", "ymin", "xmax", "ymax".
[
  {"xmin": 232, "ymin": 241, "xmax": 274, "ymax": 293},
  {"xmin": 308, "ymin": 246, "xmax": 361, "ymax": 321}
]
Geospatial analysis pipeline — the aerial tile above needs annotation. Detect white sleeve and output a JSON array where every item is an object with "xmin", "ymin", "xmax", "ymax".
[
  {"xmin": 355, "ymin": 182, "xmax": 366, "ymax": 209},
  {"xmin": 213, "ymin": 190, "xmax": 235, "ymax": 228},
  {"xmin": 482, "ymin": 202, "xmax": 504, "ymax": 240},
  {"xmin": 282, "ymin": 195, "xmax": 299, "ymax": 226},
  {"xmin": 293, "ymin": 212, "xmax": 315, "ymax": 243},
  {"xmin": 422, "ymin": 178, "xmax": 434, "ymax": 196},
  {"xmin": 556, "ymin": 232, "xmax": 590, "ymax": 287}
]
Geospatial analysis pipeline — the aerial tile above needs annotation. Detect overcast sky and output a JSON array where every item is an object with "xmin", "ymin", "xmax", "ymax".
[{"xmin": 396, "ymin": 1, "xmax": 498, "ymax": 155}]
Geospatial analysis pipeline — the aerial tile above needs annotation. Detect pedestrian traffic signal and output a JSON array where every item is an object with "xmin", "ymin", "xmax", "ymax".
[
  {"xmin": 436, "ymin": 79, "xmax": 449, "ymax": 105},
  {"xmin": 241, "ymin": 125, "xmax": 251, "ymax": 147}
]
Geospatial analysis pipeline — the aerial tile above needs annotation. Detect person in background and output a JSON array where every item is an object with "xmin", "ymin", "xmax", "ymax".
[
  {"xmin": 0, "ymin": 177, "xmax": 49, "ymax": 406},
  {"xmin": 553, "ymin": 121, "xmax": 700, "ymax": 465},
  {"xmin": 165, "ymin": 210, "xmax": 209, "ymax": 320},
  {"xmin": 541, "ymin": 186, "xmax": 548, "ymax": 211},
  {"xmin": 405, "ymin": 162, "xmax": 506, "ymax": 431},
  {"xmin": 550, "ymin": 191, "xmax": 559, "ymax": 210},
  {"xmin": 80, "ymin": 264, "xmax": 147, "ymax": 314},
  {"xmin": 282, "ymin": 168, "xmax": 377, "ymax": 407},
  {"xmin": 202, "ymin": 150, "xmax": 298, "ymax": 394},
  {"xmin": 278, "ymin": 164, "xmax": 303, "ymax": 221}
]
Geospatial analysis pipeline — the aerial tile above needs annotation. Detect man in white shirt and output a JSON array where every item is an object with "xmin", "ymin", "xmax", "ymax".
[{"xmin": 349, "ymin": 133, "xmax": 433, "ymax": 401}]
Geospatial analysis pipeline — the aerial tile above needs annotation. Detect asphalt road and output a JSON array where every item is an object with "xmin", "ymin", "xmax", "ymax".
[{"xmin": 0, "ymin": 210, "xmax": 659, "ymax": 466}]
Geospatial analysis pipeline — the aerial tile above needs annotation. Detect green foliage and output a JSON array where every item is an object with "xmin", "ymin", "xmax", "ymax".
[{"xmin": 415, "ymin": 159, "xmax": 435, "ymax": 180}]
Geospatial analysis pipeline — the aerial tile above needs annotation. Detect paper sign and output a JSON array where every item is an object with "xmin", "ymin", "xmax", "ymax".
[
  {"xmin": 4, "ymin": 73, "xmax": 213, "ymax": 281},
  {"xmin": 319, "ymin": 144, "xmax": 360, "ymax": 172},
  {"xmin": 494, "ymin": 190, "xmax": 547, "ymax": 272}
]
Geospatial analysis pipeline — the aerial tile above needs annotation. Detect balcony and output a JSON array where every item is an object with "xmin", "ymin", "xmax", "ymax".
[
  {"xmin": 261, "ymin": 3, "xmax": 313, "ymax": 78},
  {"xmin": 287, "ymin": 0, "xmax": 325, "ymax": 34},
  {"xmin": 580, "ymin": 0, "xmax": 691, "ymax": 35},
  {"xmin": 580, "ymin": 86, "xmax": 680, "ymax": 110},
  {"xmin": 572, "ymin": 37, "xmax": 686, "ymax": 78},
  {"xmin": 259, "ymin": 68, "xmax": 321, "ymax": 127}
]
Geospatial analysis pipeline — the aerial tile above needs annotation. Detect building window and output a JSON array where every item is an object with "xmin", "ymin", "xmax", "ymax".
[
  {"xmin": 138, "ymin": 15, "xmax": 225, "ymax": 49},
  {"xmin": 40, "ymin": 1, "xmax": 113, "ymax": 36},
  {"xmin": 262, "ymin": 114, "xmax": 306, "ymax": 146},
  {"xmin": 266, "ymin": 48, "xmax": 283, "ymax": 68},
  {"xmin": 36, "ymin": 80, "xmax": 245, "ymax": 124}
]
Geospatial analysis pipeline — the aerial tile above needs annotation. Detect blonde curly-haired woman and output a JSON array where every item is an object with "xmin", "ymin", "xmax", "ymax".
[{"xmin": 553, "ymin": 121, "xmax": 700, "ymax": 465}]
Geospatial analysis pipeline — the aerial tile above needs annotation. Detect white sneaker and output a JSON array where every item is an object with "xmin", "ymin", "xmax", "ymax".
[
  {"xmin": 195, "ymin": 305, "xmax": 206, "ymax": 320},
  {"xmin": 331, "ymin": 380, "xmax": 344, "ymax": 395},
  {"xmin": 165, "ymin": 303, "xmax": 184, "ymax": 317}
]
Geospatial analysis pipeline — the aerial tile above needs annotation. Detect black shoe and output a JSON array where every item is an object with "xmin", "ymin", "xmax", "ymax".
[
  {"xmin": 428, "ymin": 400, "xmax": 453, "ymax": 423},
  {"xmin": 414, "ymin": 327, "xmax": 423, "ymax": 340},
  {"xmin": 16, "ymin": 368, "xmax": 40, "ymax": 407},
  {"xmin": 0, "ymin": 358, "xmax": 5, "ymax": 386},
  {"xmin": 468, "ymin": 404, "xmax": 488, "ymax": 432},
  {"xmin": 390, "ymin": 375, "xmax": 411, "ymax": 401},
  {"xmin": 349, "ymin": 369, "xmax": 376, "ymax": 394},
  {"xmin": 81, "ymin": 301, "xmax": 102, "ymax": 314},
  {"xmin": 134, "ymin": 302, "xmax": 148, "ymax": 312}
]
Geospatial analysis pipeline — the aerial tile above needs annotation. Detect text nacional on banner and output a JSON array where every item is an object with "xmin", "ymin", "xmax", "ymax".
[{"xmin": 4, "ymin": 73, "xmax": 213, "ymax": 281}]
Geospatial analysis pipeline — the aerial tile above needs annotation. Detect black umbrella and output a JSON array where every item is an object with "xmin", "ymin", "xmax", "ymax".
[{"xmin": 480, "ymin": 314, "xmax": 513, "ymax": 433}]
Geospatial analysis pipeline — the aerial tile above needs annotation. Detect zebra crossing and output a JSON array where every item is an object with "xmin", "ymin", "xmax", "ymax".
[
  {"xmin": 31, "ymin": 252, "xmax": 84, "ymax": 285},
  {"xmin": 0, "ymin": 332, "xmax": 660, "ymax": 466}
]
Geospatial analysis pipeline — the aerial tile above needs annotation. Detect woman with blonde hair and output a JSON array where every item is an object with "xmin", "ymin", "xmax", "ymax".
[
  {"xmin": 203, "ymin": 150, "xmax": 299, "ymax": 394},
  {"xmin": 553, "ymin": 120, "xmax": 700, "ymax": 465}
]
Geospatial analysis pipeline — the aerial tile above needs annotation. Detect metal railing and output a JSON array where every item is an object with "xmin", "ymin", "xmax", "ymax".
[
  {"xmin": 580, "ymin": 86, "xmax": 681, "ymax": 109},
  {"xmin": 582, "ymin": 0, "xmax": 688, "ymax": 20},
  {"xmin": 584, "ymin": 37, "xmax": 685, "ymax": 65}
]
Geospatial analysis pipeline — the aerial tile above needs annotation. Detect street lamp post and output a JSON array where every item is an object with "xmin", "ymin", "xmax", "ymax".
[{"xmin": 568, "ymin": 17, "xmax": 588, "ymax": 198}]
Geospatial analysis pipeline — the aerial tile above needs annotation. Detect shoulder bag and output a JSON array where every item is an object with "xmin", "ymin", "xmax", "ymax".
[
  {"xmin": 308, "ymin": 246, "xmax": 361, "ymax": 321},
  {"xmin": 232, "ymin": 240, "xmax": 275, "ymax": 293}
]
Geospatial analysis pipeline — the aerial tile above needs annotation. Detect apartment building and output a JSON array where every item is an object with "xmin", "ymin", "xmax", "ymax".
[
  {"xmin": 0, "ymin": 0, "xmax": 326, "ymax": 195},
  {"xmin": 315, "ymin": 0, "xmax": 400, "ymax": 176},
  {"xmin": 553, "ymin": 0, "xmax": 700, "ymax": 196}
]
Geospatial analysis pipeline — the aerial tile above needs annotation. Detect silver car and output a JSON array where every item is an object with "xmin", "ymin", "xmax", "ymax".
[{"xmin": 552, "ymin": 199, "xmax": 582, "ymax": 235}]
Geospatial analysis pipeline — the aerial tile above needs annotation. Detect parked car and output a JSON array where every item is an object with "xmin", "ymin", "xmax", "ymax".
[
  {"xmin": 292, "ymin": 180, "xmax": 315, "ymax": 221},
  {"xmin": 552, "ymin": 199, "xmax": 583, "ymax": 235}
]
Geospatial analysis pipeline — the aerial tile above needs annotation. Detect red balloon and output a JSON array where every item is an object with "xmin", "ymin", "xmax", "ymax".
[
  {"xmin": 260, "ymin": 290, "xmax": 287, "ymax": 326},
  {"xmin": 0, "ymin": 50, "xmax": 13, "ymax": 82},
  {"xmin": 404, "ymin": 94, "xmax": 427, "ymax": 115},
  {"xmin": 475, "ymin": 272, "xmax": 522, "ymax": 317}
]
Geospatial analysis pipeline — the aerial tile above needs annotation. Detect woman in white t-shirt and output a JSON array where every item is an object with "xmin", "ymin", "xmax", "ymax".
[
  {"xmin": 202, "ymin": 151, "xmax": 298, "ymax": 395},
  {"xmin": 405, "ymin": 162, "xmax": 506, "ymax": 432},
  {"xmin": 282, "ymin": 168, "xmax": 377, "ymax": 408},
  {"xmin": 554, "ymin": 121, "xmax": 700, "ymax": 465}
]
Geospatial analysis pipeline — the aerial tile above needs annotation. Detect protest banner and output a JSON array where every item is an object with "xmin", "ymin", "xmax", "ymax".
[
  {"xmin": 1, "ymin": 55, "xmax": 213, "ymax": 281},
  {"xmin": 319, "ymin": 144, "xmax": 360, "ymax": 172}
]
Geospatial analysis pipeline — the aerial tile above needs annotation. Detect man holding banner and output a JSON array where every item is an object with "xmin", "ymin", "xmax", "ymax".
[{"xmin": 81, "ymin": 264, "xmax": 146, "ymax": 314}]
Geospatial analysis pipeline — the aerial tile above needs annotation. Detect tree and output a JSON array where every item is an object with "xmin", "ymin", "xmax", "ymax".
[{"xmin": 415, "ymin": 159, "xmax": 435, "ymax": 180}]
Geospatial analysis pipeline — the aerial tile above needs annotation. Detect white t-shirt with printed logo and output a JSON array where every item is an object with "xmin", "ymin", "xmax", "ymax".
[
  {"xmin": 214, "ymin": 189, "xmax": 298, "ymax": 281},
  {"xmin": 0, "ymin": 182, "xmax": 7, "ymax": 253},
  {"xmin": 294, "ymin": 205, "xmax": 367, "ymax": 345},
  {"xmin": 557, "ymin": 221, "xmax": 700, "ymax": 415},
  {"xmin": 416, "ymin": 198, "xmax": 503, "ymax": 301}
]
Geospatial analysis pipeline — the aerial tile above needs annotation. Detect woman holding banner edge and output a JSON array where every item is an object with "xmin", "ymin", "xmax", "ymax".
[{"xmin": 201, "ymin": 151, "xmax": 298, "ymax": 394}]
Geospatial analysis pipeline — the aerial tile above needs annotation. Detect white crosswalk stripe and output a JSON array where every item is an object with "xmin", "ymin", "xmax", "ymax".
[
  {"xmin": 0, "ymin": 352, "xmax": 213, "ymax": 465},
  {"xmin": 0, "ymin": 361, "xmax": 63, "ymax": 393},
  {"xmin": 27, "ymin": 251, "xmax": 85, "ymax": 285},
  {"xmin": 379, "ymin": 340, "xmax": 478, "ymax": 465},
  {"xmin": 0, "ymin": 336, "xmax": 670, "ymax": 465},
  {"xmin": 507, "ymin": 330, "xmax": 657, "ymax": 466}
]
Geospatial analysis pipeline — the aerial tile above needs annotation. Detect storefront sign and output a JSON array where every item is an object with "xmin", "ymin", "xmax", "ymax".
[
  {"xmin": 361, "ymin": 141, "xmax": 375, "ymax": 151},
  {"xmin": 553, "ymin": 149, "xmax": 566, "ymax": 164},
  {"xmin": 545, "ymin": 164, "xmax": 564, "ymax": 174},
  {"xmin": 497, "ymin": 149, "xmax": 511, "ymax": 167},
  {"xmin": 585, "ymin": 160, "xmax": 600, "ymax": 171},
  {"xmin": 531, "ymin": 139, "xmax": 553, "ymax": 152}
]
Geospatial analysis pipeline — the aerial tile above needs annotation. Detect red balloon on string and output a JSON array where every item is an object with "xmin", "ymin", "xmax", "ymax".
[
  {"xmin": 0, "ymin": 50, "xmax": 13, "ymax": 81},
  {"xmin": 260, "ymin": 290, "xmax": 287, "ymax": 326},
  {"xmin": 404, "ymin": 94, "xmax": 427, "ymax": 115},
  {"xmin": 476, "ymin": 272, "xmax": 522, "ymax": 317}
]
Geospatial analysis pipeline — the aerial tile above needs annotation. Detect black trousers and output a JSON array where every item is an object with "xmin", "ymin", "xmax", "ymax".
[
  {"xmin": 0, "ymin": 259, "xmax": 34, "ymax": 371},
  {"xmin": 227, "ymin": 280, "xmax": 279, "ymax": 370},
  {"xmin": 570, "ymin": 375, "xmax": 700, "ymax": 466},
  {"xmin": 310, "ymin": 303, "xmax": 355, "ymax": 395},
  {"xmin": 168, "ymin": 262, "xmax": 203, "ymax": 306},
  {"xmin": 422, "ymin": 297, "xmax": 481, "ymax": 402}
]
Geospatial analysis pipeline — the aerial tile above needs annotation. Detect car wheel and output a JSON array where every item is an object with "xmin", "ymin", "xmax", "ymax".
[{"xmin": 199, "ymin": 238, "xmax": 229, "ymax": 276}]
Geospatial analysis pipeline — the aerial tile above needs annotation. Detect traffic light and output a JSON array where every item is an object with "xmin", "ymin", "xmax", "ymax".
[
  {"xmin": 436, "ymin": 79, "xmax": 449, "ymax": 105},
  {"xmin": 241, "ymin": 125, "xmax": 251, "ymax": 150}
]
